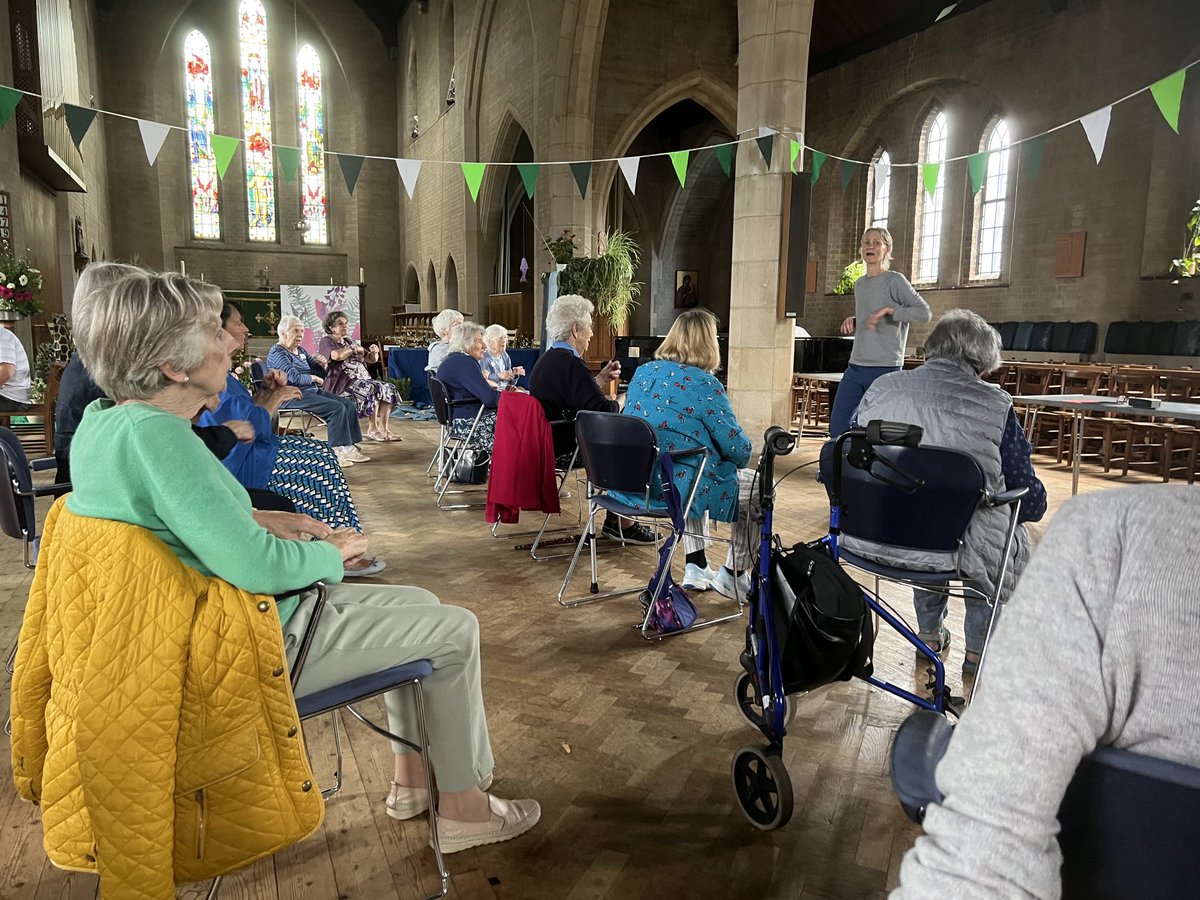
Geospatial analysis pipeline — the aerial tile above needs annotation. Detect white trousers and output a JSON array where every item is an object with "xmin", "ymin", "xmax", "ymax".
[{"xmin": 681, "ymin": 468, "xmax": 759, "ymax": 572}]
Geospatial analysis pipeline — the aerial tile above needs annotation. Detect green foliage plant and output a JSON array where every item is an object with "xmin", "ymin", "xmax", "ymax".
[
  {"xmin": 834, "ymin": 259, "xmax": 865, "ymax": 295},
  {"xmin": 557, "ymin": 228, "xmax": 643, "ymax": 328},
  {"xmin": 1171, "ymin": 197, "xmax": 1200, "ymax": 279}
]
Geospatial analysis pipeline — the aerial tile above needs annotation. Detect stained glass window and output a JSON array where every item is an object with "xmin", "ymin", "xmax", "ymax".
[
  {"xmin": 184, "ymin": 30, "xmax": 220, "ymax": 240},
  {"xmin": 914, "ymin": 110, "xmax": 948, "ymax": 283},
  {"xmin": 239, "ymin": 0, "xmax": 276, "ymax": 241},
  {"xmin": 974, "ymin": 119, "xmax": 1011, "ymax": 279},
  {"xmin": 297, "ymin": 44, "xmax": 328, "ymax": 244}
]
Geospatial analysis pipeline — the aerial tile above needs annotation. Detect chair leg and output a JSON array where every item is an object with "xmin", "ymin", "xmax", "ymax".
[
  {"xmin": 410, "ymin": 682, "xmax": 449, "ymax": 900},
  {"xmin": 204, "ymin": 875, "xmax": 223, "ymax": 899},
  {"xmin": 322, "ymin": 711, "xmax": 344, "ymax": 800},
  {"xmin": 4, "ymin": 639, "xmax": 16, "ymax": 676}
]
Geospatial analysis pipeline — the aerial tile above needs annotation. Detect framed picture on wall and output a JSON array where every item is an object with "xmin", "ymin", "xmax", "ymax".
[{"xmin": 674, "ymin": 270, "xmax": 699, "ymax": 308}]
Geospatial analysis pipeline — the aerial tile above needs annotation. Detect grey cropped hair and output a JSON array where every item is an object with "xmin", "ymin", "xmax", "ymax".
[
  {"xmin": 545, "ymin": 294, "xmax": 594, "ymax": 343},
  {"xmin": 432, "ymin": 308, "xmax": 464, "ymax": 339},
  {"xmin": 276, "ymin": 314, "xmax": 304, "ymax": 339},
  {"xmin": 923, "ymin": 308, "xmax": 1003, "ymax": 376},
  {"xmin": 450, "ymin": 321, "xmax": 484, "ymax": 353}
]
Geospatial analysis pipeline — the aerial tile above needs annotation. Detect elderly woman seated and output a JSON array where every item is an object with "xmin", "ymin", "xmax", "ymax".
[
  {"xmin": 435, "ymin": 321, "xmax": 500, "ymax": 451},
  {"xmin": 481, "ymin": 324, "xmax": 524, "ymax": 390},
  {"xmin": 318, "ymin": 310, "xmax": 401, "ymax": 442},
  {"xmin": 527, "ymin": 293, "xmax": 655, "ymax": 545},
  {"xmin": 268, "ymin": 314, "xmax": 369, "ymax": 467},
  {"xmin": 426, "ymin": 308, "xmax": 465, "ymax": 374},
  {"xmin": 64, "ymin": 270, "xmax": 540, "ymax": 854},
  {"xmin": 200, "ymin": 298, "xmax": 386, "ymax": 577},
  {"xmin": 850, "ymin": 308, "xmax": 1047, "ymax": 677},
  {"xmin": 610, "ymin": 309, "xmax": 756, "ymax": 597}
]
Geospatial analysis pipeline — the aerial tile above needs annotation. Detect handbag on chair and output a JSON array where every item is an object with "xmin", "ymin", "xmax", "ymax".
[
  {"xmin": 640, "ymin": 450, "xmax": 698, "ymax": 634},
  {"xmin": 451, "ymin": 447, "xmax": 490, "ymax": 484}
]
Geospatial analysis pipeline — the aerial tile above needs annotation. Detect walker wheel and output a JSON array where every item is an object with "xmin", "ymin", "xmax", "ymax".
[
  {"xmin": 731, "ymin": 744, "xmax": 793, "ymax": 831},
  {"xmin": 734, "ymin": 672, "xmax": 796, "ymax": 732}
]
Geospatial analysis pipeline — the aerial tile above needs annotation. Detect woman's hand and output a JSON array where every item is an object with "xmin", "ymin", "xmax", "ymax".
[
  {"xmin": 252, "ymin": 510, "xmax": 332, "ymax": 541},
  {"xmin": 513, "ymin": 365, "xmax": 526, "ymax": 377},
  {"xmin": 865, "ymin": 307, "xmax": 894, "ymax": 330},
  {"xmin": 311, "ymin": 374, "xmax": 324, "ymax": 386},
  {"xmin": 598, "ymin": 359, "xmax": 621, "ymax": 384},
  {"xmin": 312, "ymin": 352, "xmax": 329, "ymax": 367},
  {"xmin": 257, "ymin": 384, "xmax": 302, "ymax": 414},
  {"xmin": 225, "ymin": 419, "xmax": 256, "ymax": 442},
  {"xmin": 326, "ymin": 527, "xmax": 369, "ymax": 563},
  {"xmin": 840, "ymin": 315, "xmax": 856, "ymax": 335}
]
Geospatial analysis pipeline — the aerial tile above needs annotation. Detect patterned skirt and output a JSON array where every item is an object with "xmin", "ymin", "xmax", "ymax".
[
  {"xmin": 449, "ymin": 410, "xmax": 497, "ymax": 451},
  {"xmin": 268, "ymin": 435, "xmax": 362, "ymax": 531},
  {"xmin": 344, "ymin": 378, "xmax": 401, "ymax": 419}
]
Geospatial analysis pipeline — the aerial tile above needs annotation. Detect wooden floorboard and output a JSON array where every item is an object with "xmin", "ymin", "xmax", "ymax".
[{"xmin": 0, "ymin": 420, "xmax": 1156, "ymax": 898}]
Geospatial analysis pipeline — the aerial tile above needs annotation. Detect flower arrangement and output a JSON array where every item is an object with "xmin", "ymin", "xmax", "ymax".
[
  {"xmin": 231, "ymin": 347, "xmax": 259, "ymax": 389},
  {"xmin": 0, "ymin": 250, "xmax": 44, "ymax": 318},
  {"xmin": 545, "ymin": 229, "xmax": 578, "ymax": 265}
]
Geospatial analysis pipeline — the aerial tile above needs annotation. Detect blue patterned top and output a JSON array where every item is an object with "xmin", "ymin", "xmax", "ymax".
[{"xmin": 612, "ymin": 359, "xmax": 751, "ymax": 522}]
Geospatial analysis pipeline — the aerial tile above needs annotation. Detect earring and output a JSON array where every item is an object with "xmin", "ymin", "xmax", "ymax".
[{"xmin": 183, "ymin": 375, "xmax": 190, "ymax": 382}]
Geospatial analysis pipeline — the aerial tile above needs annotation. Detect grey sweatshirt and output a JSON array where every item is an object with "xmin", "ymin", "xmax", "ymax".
[
  {"xmin": 892, "ymin": 485, "xmax": 1200, "ymax": 899},
  {"xmin": 850, "ymin": 271, "xmax": 931, "ymax": 367}
]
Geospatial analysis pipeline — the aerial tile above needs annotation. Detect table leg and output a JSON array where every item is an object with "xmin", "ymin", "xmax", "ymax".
[
  {"xmin": 1072, "ymin": 410, "xmax": 1082, "ymax": 495},
  {"xmin": 799, "ymin": 382, "xmax": 811, "ymax": 437}
]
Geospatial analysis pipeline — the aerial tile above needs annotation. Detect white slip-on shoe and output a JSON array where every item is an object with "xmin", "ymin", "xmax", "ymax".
[
  {"xmin": 434, "ymin": 794, "xmax": 541, "ymax": 853},
  {"xmin": 386, "ymin": 773, "xmax": 494, "ymax": 821},
  {"xmin": 344, "ymin": 557, "xmax": 387, "ymax": 578},
  {"xmin": 710, "ymin": 566, "xmax": 750, "ymax": 600},
  {"xmin": 682, "ymin": 563, "xmax": 716, "ymax": 591}
]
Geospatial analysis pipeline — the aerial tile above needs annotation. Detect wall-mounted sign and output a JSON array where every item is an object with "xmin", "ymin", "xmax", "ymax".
[{"xmin": 0, "ymin": 190, "xmax": 12, "ymax": 252}]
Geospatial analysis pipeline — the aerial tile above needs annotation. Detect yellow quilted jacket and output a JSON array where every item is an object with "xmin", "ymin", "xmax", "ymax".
[{"xmin": 10, "ymin": 501, "xmax": 325, "ymax": 899}]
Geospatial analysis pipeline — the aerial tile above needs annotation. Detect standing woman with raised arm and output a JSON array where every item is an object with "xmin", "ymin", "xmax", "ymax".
[{"xmin": 828, "ymin": 227, "xmax": 932, "ymax": 438}]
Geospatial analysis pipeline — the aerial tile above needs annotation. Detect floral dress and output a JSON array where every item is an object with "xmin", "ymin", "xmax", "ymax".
[{"xmin": 318, "ymin": 335, "xmax": 400, "ymax": 418}]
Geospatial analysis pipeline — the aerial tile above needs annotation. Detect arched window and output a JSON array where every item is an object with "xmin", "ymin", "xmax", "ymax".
[
  {"xmin": 973, "ymin": 118, "xmax": 1011, "ymax": 280},
  {"xmin": 184, "ymin": 30, "xmax": 220, "ymax": 240},
  {"xmin": 913, "ymin": 110, "xmax": 948, "ymax": 283},
  {"xmin": 239, "ymin": 0, "xmax": 276, "ymax": 241},
  {"xmin": 297, "ymin": 44, "xmax": 327, "ymax": 244},
  {"xmin": 865, "ymin": 149, "xmax": 890, "ymax": 231}
]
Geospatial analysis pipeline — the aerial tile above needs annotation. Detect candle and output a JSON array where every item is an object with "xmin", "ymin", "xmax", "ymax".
[
  {"xmin": 179, "ymin": 260, "xmax": 186, "ymax": 276},
  {"xmin": 359, "ymin": 267, "xmax": 365, "ymax": 283}
]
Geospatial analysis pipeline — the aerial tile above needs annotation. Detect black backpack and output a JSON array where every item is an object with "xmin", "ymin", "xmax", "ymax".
[{"xmin": 770, "ymin": 541, "xmax": 873, "ymax": 694}]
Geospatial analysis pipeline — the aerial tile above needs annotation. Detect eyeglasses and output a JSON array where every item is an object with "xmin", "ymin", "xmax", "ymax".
[{"xmin": 861, "ymin": 240, "xmax": 886, "ymax": 248}]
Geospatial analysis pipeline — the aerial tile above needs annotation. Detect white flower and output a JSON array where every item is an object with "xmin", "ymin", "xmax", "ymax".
[
  {"xmin": 0, "ymin": 273, "xmax": 7, "ymax": 281},
  {"xmin": 6, "ymin": 284, "xmax": 13, "ymax": 290},
  {"xmin": 18, "ymin": 275, "xmax": 27, "ymax": 286}
]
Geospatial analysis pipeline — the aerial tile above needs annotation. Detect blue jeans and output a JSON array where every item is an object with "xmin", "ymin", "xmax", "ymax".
[
  {"xmin": 913, "ymin": 582, "xmax": 991, "ymax": 654},
  {"xmin": 282, "ymin": 390, "xmax": 363, "ymax": 448},
  {"xmin": 828, "ymin": 363, "xmax": 899, "ymax": 438}
]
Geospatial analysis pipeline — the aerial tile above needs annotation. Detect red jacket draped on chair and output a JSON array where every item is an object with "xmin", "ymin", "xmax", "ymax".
[{"xmin": 486, "ymin": 391, "xmax": 560, "ymax": 525}]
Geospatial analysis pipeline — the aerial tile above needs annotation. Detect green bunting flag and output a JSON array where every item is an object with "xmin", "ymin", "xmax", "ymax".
[
  {"xmin": 967, "ymin": 151, "xmax": 990, "ymax": 195},
  {"xmin": 461, "ymin": 162, "xmax": 486, "ymax": 202},
  {"xmin": 714, "ymin": 144, "xmax": 733, "ymax": 178},
  {"xmin": 276, "ymin": 145, "xmax": 301, "ymax": 183},
  {"xmin": 840, "ymin": 159, "xmax": 859, "ymax": 193},
  {"xmin": 570, "ymin": 162, "xmax": 591, "ymax": 199},
  {"xmin": 755, "ymin": 134, "xmax": 774, "ymax": 170},
  {"xmin": 1021, "ymin": 135, "xmax": 1046, "ymax": 181},
  {"xmin": 338, "ymin": 154, "xmax": 365, "ymax": 194},
  {"xmin": 211, "ymin": 134, "xmax": 240, "ymax": 179},
  {"xmin": 789, "ymin": 139, "xmax": 801, "ymax": 173},
  {"xmin": 1150, "ymin": 68, "xmax": 1186, "ymax": 134},
  {"xmin": 63, "ymin": 103, "xmax": 98, "ymax": 150},
  {"xmin": 517, "ymin": 163, "xmax": 539, "ymax": 199},
  {"xmin": 922, "ymin": 162, "xmax": 942, "ymax": 197},
  {"xmin": 810, "ymin": 150, "xmax": 827, "ymax": 186},
  {"xmin": 669, "ymin": 150, "xmax": 689, "ymax": 187},
  {"xmin": 0, "ymin": 86, "xmax": 22, "ymax": 128}
]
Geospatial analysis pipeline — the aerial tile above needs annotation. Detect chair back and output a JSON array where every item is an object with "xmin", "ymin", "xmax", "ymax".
[
  {"xmin": 250, "ymin": 360, "xmax": 266, "ymax": 389},
  {"xmin": 820, "ymin": 438, "xmax": 985, "ymax": 553},
  {"xmin": 427, "ymin": 376, "xmax": 453, "ymax": 427},
  {"xmin": 0, "ymin": 426, "xmax": 34, "ymax": 544},
  {"xmin": 574, "ymin": 410, "xmax": 659, "ymax": 494}
]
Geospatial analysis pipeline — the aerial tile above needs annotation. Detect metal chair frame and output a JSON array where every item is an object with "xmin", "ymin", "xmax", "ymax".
[{"xmin": 428, "ymin": 377, "xmax": 488, "ymax": 510}]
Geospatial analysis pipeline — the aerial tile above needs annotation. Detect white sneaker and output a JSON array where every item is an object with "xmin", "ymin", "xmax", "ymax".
[
  {"xmin": 710, "ymin": 566, "xmax": 750, "ymax": 600},
  {"xmin": 343, "ymin": 446, "xmax": 371, "ymax": 463},
  {"xmin": 334, "ymin": 448, "xmax": 354, "ymax": 468},
  {"xmin": 682, "ymin": 563, "xmax": 717, "ymax": 591}
]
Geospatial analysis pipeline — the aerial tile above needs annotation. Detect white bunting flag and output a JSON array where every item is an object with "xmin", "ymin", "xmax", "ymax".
[
  {"xmin": 1079, "ymin": 106, "xmax": 1112, "ymax": 164},
  {"xmin": 137, "ymin": 119, "xmax": 171, "ymax": 166},
  {"xmin": 396, "ymin": 158, "xmax": 422, "ymax": 199},
  {"xmin": 617, "ymin": 156, "xmax": 640, "ymax": 194},
  {"xmin": 757, "ymin": 125, "xmax": 775, "ymax": 139},
  {"xmin": 935, "ymin": 4, "xmax": 958, "ymax": 23},
  {"xmin": 874, "ymin": 156, "xmax": 891, "ymax": 191}
]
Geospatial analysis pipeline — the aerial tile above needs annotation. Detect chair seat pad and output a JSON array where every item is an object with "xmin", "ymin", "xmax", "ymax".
[
  {"xmin": 593, "ymin": 495, "xmax": 671, "ymax": 519},
  {"xmin": 295, "ymin": 660, "xmax": 434, "ymax": 719},
  {"xmin": 839, "ymin": 549, "xmax": 959, "ymax": 585}
]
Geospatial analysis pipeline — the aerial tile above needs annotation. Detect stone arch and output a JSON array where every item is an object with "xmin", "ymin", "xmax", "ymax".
[
  {"xmin": 445, "ymin": 255, "xmax": 460, "ymax": 308},
  {"xmin": 427, "ymin": 260, "xmax": 440, "ymax": 308},
  {"xmin": 477, "ymin": 111, "xmax": 535, "ymax": 298},
  {"xmin": 404, "ymin": 264, "xmax": 422, "ymax": 309}
]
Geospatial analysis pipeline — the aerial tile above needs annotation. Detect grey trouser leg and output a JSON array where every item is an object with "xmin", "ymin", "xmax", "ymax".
[
  {"xmin": 283, "ymin": 583, "xmax": 494, "ymax": 792},
  {"xmin": 683, "ymin": 468, "xmax": 759, "ymax": 570}
]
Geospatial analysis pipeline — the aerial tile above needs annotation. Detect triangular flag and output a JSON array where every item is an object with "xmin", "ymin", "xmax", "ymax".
[
  {"xmin": 1020, "ymin": 136, "xmax": 1046, "ymax": 181},
  {"xmin": 668, "ymin": 150, "xmax": 689, "ymax": 187},
  {"xmin": 461, "ymin": 162, "xmax": 486, "ymax": 202},
  {"xmin": 840, "ymin": 159, "xmax": 859, "ymax": 193},
  {"xmin": 211, "ymin": 134, "xmax": 240, "ymax": 179},
  {"xmin": 517, "ymin": 163, "xmax": 539, "ymax": 199},
  {"xmin": 810, "ymin": 150, "xmax": 827, "ymax": 186},
  {"xmin": 276, "ymin": 145, "xmax": 300, "ymax": 183},
  {"xmin": 396, "ymin": 158, "xmax": 422, "ymax": 198},
  {"xmin": 967, "ymin": 151, "xmax": 990, "ymax": 195},
  {"xmin": 137, "ymin": 119, "xmax": 171, "ymax": 166},
  {"xmin": 874, "ymin": 157, "xmax": 891, "ymax": 194},
  {"xmin": 1079, "ymin": 106, "xmax": 1112, "ymax": 164},
  {"xmin": 1150, "ymin": 69, "xmax": 1186, "ymax": 134},
  {"xmin": 570, "ymin": 162, "xmax": 591, "ymax": 199},
  {"xmin": 618, "ymin": 156, "xmax": 640, "ymax": 193},
  {"xmin": 0, "ymin": 86, "xmax": 24, "ymax": 128},
  {"xmin": 789, "ymin": 139, "xmax": 802, "ymax": 173},
  {"xmin": 338, "ymin": 154, "xmax": 365, "ymax": 194},
  {"xmin": 922, "ymin": 162, "xmax": 941, "ymax": 197},
  {"xmin": 756, "ymin": 135, "xmax": 774, "ymax": 170},
  {"xmin": 935, "ymin": 4, "xmax": 957, "ymax": 22},
  {"xmin": 63, "ymin": 104, "xmax": 98, "ymax": 150},
  {"xmin": 714, "ymin": 144, "xmax": 732, "ymax": 178}
]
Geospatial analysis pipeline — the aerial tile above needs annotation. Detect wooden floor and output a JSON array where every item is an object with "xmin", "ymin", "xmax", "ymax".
[{"xmin": 0, "ymin": 420, "xmax": 1151, "ymax": 899}]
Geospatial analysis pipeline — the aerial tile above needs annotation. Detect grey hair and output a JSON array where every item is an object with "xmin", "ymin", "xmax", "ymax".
[
  {"xmin": 923, "ymin": 308, "xmax": 1003, "ymax": 376},
  {"xmin": 432, "ymin": 308, "xmax": 464, "ymax": 339},
  {"xmin": 71, "ymin": 262, "xmax": 144, "ymax": 359},
  {"xmin": 483, "ymin": 323, "xmax": 508, "ymax": 344},
  {"xmin": 81, "ymin": 271, "xmax": 223, "ymax": 402},
  {"xmin": 449, "ymin": 320, "xmax": 484, "ymax": 353},
  {"xmin": 277, "ymin": 314, "xmax": 304, "ymax": 340},
  {"xmin": 546, "ymin": 294, "xmax": 593, "ymax": 343}
]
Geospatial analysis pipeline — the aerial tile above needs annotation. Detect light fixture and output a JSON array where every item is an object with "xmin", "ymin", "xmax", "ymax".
[
  {"xmin": 417, "ymin": 0, "xmax": 428, "ymax": 12},
  {"xmin": 411, "ymin": 114, "xmax": 420, "ymax": 140},
  {"xmin": 294, "ymin": 220, "xmax": 310, "ymax": 233},
  {"xmin": 446, "ymin": 68, "xmax": 456, "ymax": 107}
]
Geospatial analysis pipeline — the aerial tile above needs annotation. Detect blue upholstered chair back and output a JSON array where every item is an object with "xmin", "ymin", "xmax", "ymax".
[{"xmin": 574, "ymin": 410, "xmax": 659, "ymax": 495}]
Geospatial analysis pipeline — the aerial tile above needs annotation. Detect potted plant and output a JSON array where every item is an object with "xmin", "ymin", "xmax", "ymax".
[
  {"xmin": 0, "ymin": 249, "xmax": 44, "ymax": 321},
  {"xmin": 833, "ymin": 258, "xmax": 865, "ymax": 295},
  {"xmin": 1170, "ymin": 196, "xmax": 1200, "ymax": 279},
  {"xmin": 557, "ymin": 228, "xmax": 642, "ymax": 329}
]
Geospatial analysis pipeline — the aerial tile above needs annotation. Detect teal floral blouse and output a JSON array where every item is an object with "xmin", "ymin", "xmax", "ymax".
[{"xmin": 612, "ymin": 359, "xmax": 751, "ymax": 523}]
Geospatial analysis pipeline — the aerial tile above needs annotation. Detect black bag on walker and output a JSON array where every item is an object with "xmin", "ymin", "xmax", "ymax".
[{"xmin": 771, "ymin": 542, "xmax": 873, "ymax": 694}]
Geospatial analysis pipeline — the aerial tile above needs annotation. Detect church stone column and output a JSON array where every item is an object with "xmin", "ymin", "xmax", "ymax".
[{"xmin": 727, "ymin": 0, "xmax": 814, "ymax": 445}]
